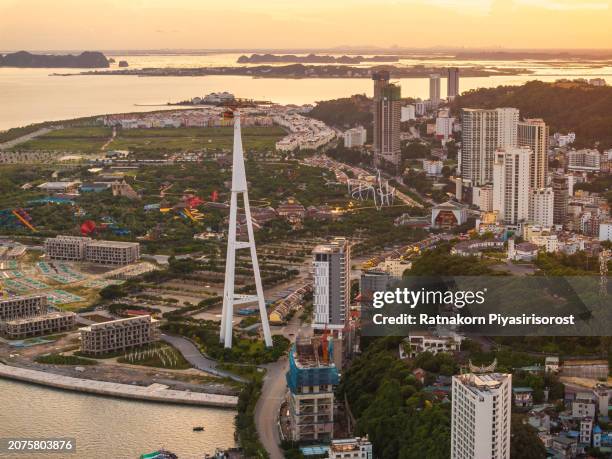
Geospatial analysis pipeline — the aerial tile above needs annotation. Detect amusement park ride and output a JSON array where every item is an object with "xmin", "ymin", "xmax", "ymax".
[{"xmin": 347, "ymin": 170, "xmax": 396, "ymax": 210}]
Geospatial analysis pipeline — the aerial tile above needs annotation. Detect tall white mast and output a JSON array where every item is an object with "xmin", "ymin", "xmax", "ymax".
[{"xmin": 220, "ymin": 112, "xmax": 273, "ymax": 348}]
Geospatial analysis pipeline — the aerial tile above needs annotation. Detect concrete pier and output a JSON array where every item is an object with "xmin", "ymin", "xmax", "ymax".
[{"xmin": 0, "ymin": 364, "xmax": 237, "ymax": 408}]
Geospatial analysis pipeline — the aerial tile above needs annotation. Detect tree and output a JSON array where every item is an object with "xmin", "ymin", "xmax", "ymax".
[{"xmin": 510, "ymin": 416, "xmax": 546, "ymax": 459}]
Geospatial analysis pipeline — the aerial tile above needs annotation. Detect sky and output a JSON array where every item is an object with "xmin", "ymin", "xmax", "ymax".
[{"xmin": 1, "ymin": 0, "xmax": 611, "ymax": 51}]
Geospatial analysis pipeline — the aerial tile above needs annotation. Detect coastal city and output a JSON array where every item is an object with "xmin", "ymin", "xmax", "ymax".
[{"xmin": 1, "ymin": 1, "xmax": 612, "ymax": 459}]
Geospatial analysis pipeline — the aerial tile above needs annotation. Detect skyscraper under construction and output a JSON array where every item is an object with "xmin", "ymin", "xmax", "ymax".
[{"xmin": 372, "ymin": 71, "xmax": 401, "ymax": 168}]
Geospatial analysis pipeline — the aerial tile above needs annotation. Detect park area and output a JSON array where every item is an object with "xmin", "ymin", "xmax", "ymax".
[{"xmin": 7, "ymin": 125, "xmax": 285, "ymax": 156}]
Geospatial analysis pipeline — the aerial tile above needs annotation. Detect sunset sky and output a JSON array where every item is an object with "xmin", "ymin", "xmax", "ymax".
[{"xmin": 1, "ymin": 0, "xmax": 611, "ymax": 51}]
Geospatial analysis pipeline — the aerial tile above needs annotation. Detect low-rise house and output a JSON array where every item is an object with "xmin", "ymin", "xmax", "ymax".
[{"xmin": 513, "ymin": 387, "xmax": 534, "ymax": 408}]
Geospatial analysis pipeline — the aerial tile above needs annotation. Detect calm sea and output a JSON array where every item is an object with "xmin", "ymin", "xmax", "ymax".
[{"xmin": 1, "ymin": 52, "xmax": 611, "ymax": 130}]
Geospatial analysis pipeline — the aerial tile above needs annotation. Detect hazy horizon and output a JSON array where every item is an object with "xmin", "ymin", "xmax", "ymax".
[{"xmin": 1, "ymin": 0, "xmax": 612, "ymax": 51}]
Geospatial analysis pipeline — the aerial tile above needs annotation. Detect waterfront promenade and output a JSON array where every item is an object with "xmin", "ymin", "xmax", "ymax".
[{"xmin": 0, "ymin": 363, "xmax": 238, "ymax": 408}]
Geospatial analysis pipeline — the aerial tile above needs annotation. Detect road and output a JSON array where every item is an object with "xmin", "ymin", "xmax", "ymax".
[
  {"xmin": 161, "ymin": 333, "xmax": 246, "ymax": 383},
  {"xmin": 0, "ymin": 126, "xmax": 60, "ymax": 150},
  {"xmin": 255, "ymin": 316, "xmax": 311, "ymax": 458}
]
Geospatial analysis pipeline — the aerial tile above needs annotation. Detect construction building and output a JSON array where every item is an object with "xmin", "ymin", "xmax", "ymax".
[
  {"xmin": 1, "ymin": 311, "xmax": 76, "ymax": 339},
  {"xmin": 286, "ymin": 336, "xmax": 339, "ymax": 442},
  {"xmin": 0, "ymin": 294, "xmax": 47, "ymax": 321},
  {"xmin": 79, "ymin": 315, "xmax": 160, "ymax": 356},
  {"xmin": 45, "ymin": 236, "xmax": 140, "ymax": 265}
]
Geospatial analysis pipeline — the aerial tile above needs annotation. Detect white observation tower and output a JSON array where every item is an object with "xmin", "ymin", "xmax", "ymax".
[{"xmin": 220, "ymin": 111, "xmax": 273, "ymax": 348}]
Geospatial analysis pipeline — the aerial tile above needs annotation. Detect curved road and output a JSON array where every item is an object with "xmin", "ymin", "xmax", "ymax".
[{"xmin": 161, "ymin": 333, "xmax": 246, "ymax": 383}]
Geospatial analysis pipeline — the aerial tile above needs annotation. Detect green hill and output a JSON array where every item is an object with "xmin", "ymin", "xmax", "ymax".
[{"xmin": 452, "ymin": 80, "xmax": 612, "ymax": 149}]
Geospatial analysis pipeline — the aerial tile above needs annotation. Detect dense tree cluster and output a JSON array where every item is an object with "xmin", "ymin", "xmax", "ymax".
[{"xmin": 452, "ymin": 80, "xmax": 612, "ymax": 148}]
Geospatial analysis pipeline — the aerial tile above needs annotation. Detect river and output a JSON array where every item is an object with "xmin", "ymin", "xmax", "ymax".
[
  {"xmin": 0, "ymin": 379, "xmax": 236, "ymax": 458},
  {"xmin": 1, "ymin": 52, "xmax": 611, "ymax": 131}
]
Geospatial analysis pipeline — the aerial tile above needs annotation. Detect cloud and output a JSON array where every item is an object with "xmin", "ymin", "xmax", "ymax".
[{"xmin": 514, "ymin": 0, "xmax": 609, "ymax": 10}]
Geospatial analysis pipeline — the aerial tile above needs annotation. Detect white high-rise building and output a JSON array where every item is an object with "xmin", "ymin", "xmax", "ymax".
[
  {"xmin": 436, "ymin": 115, "xmax": 455, "ymax": 140},
  {"xmin": 531, "ymin": 187, "xmax": 554, "ymax": 228},
  {"xmin": 344, "ymin": 126, "xmax": 367, "ymax": 148},
  {"xmin": 473, "ymin": 184, "xmax": 494, "ymax": 212},
  {"xmin": 493, "ymin": 147, "xmax": 532, "ymax": 224},
  {"xmin": 451, "ymin": 372, "xmax": 512, "ymax": 459},
  {"xmin": 312, "ymin": 238, "xmax": 350, "ymax": 331},
  {"xmin": 460, "ymin": 108, "xmax": 519, "ymax": 186},
  {"xmin": 429, "ymin": 74, "xmax": 441, "ymax": 102},
  {"xmin": 401, "ymin": 104, "xmax": 416, "ymax": 122}
]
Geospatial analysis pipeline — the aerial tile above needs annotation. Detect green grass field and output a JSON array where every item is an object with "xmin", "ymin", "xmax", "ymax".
[
  {"xmin": 10, "ymin": 126, "xmax": 113, "ymax": 153},
  {"xmin": 108, "ymin": 126, "xmax": 285, "ymax": 152}
]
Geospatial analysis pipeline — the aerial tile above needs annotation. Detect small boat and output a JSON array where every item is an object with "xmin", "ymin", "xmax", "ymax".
[
  {"xmin": 140, "ymin": 449, "xmax": 178, "ymax": 459},
  {"xmin": 193, "ymin": 426, "xmax": 205, "ymax": 432}
]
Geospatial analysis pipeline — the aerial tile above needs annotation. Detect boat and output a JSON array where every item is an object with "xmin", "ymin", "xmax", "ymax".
[
  {"xmin": 193, "ymin": 426, "xmax": 205, "ymax": 432},
  {"xmin": 140, "ymin": 449, "xmax": 178, "ymax": 459}
]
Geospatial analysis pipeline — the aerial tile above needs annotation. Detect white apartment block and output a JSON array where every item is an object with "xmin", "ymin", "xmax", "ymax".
[
  {"xmin": 460, "ymin": 108, "xmax": 519, "ymax": 186},
  {"xmin": 451, "ymin": 373, "xmax": 512, "ymax": 459},
  {"xmin": 406, "ymin": 332, "xmax": 461, "ymax": 358},
  {"xmin": 312, "ymin": 238, "xmax": 350, "ymax": 331},
  {"xmin": 567, "ymin": 149, "xmax": 601, "ymax": 172},
  {"xmin": 45, "ymin": 236, "xmax": 140, "ymax": 265},
  {"xmin": 436, "ymin": 116, "xmax": 455, "ymax": 140},
  {"xmin": 0, "ymin": 294, "xmax": 47, "ymax": 321},
  {"xmin": 79, "ymin": 315, "xmax": 160, "ymax": 356},
  {"xmin": 329, "ymin": 437, "xmax": 373, "ymax": 459},
  {"xmin": 599, "ymin": 222, "xmax": 612, "ymax": 241},
  {"xmin": 401, "ymin": 104, "xmax": 416, "ymax": 122},
  {"xmin": 472, "ymin": 184, "xmax": 494, "ymax": 212},
  {"xmin": 423, "ymin": 159, "xmax": 444, "ymax": 176},
  {"xmin": 344, "ymin": 126, "xmax": 367, "ymax": 148},
  {"xmin": 1, "ymin": 311, "xmax": 76, "ymax": 339},
  {"xmin": 493, "ymin": 147, "xmax": 532, "ymax": 225},
  {"xmin": 531, "ymin": 187, "xmax": 554, "ymax": 228}
]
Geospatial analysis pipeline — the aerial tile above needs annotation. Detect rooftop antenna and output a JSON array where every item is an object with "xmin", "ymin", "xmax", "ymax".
[{"xmin": 219, "ymin": 110, "xmax": 273, "ymax": 348}]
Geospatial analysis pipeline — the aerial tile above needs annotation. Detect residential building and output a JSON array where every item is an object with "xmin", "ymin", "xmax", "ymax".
[
  {"xmin": 406, "ymin": 332, "xmax": 461, "ymax": 358},
  {"xmin": 568, "ymin": 149, "xmax": 601, "ymax": 172},
  {"xmin": 599, "ymin": 221, "xmax": 612, "ymax": 241},
  {"xmin": 435, "ymin": 114, "xmax": 455, "ymax": 140},
  {"xmin": 447, "ymin": 67, "xmax": 460, "ymax": 99},
  {"xmin": 377, "ymin": 257, "xmax": 411, "ymax": 279},
  {"xmin": 492, "ymin": 147, "xmax": 532, "ymax": 225},
  {"xmin": 553, "ymin": 132, "xmax": 576, "ymax": 147},
  {"xmin": 344, "ymin": 126, "xmax": 367, "ymax": 148},
  {"xmin": 580, "ymin": 417, "xmax": 593, "ymax": 444},
  {"xmin": 0, "ymin": 294, "xmax": 47, "ymax": 321},
  {"xmin": 329, "ymin": 437, "xmax": 373, "ymax": 459},
  {"xmin": 423, "ymin": 159, "xmax": 444, "ymax": 176},
  {"xmin": 531, "ymin": 187, "xmax": 554, "ymax": 227},
  {"xmin": 460, "ymin": 108, "xmax": 519, "ymax": 186},
  {"xmin": 429, "ymin": 74, "xmax": 441, "ymax": 102},
  {"xmin": 472, "ymin": 184, "xmax": 494, "ymax": 212},
  {"xmin": 312, "ymin": 238, "xmax": 350, "ymax": 331},
  {"xmin": 552, "ymin": 174, "xmax": 569, "ymax": 226},
  {"xmin": 286, "ymin": 336, "xmax": 339, "ymax": 442},
  {"xmin": 451, "ymin": 372, "xmax": 512, "ymax": 459},
  {"xmin": 79, "ymin": 315, "xmax": 160, "ymax": 356},
  {"xmin": 360, "ymin": 269, "xmax": 391, "ymax": 310},
  {"xmin": 512, "ymin": 387, "xmax": 534, "ymax": 408},
  {"xmin": 572, "ymin": 398, "xmax": 596, "ymax": 419},
  {"xmin": 1, "ymin": 311, "xmax": 76, "ymax": 339},
  {"xmin": 45, "ymin": 236, "xmax": 139, "ymax": 265},
  {"xmin": 401, "ymin": 104, "xmax": 416, "ymax": 122},
  {"xmin": 372, "ymin": 71, "xmax": 401, "ymax": 167},
  {"xmin": 518, "ymin": 118, "xmax": 549, "ymax": 189}
]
